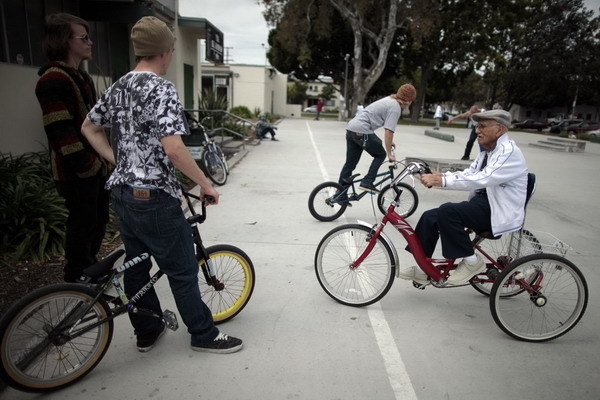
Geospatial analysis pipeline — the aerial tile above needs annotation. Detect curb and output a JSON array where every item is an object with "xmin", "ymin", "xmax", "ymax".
[{"xmin": 424, "ymin": 129, "xmax": 454, "ymax": 142}]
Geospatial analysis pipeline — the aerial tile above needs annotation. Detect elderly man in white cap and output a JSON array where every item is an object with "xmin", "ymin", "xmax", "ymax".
[
  {"xmin": 399, "ymin": 109, "xmax": 528, "ymax": 285},
  {"xmin": 82, "ymin": 16, "xmax": 242, "ymax": 354}
]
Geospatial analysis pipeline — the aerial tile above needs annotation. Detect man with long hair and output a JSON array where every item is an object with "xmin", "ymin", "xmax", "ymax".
[{"xmin": 35, "ymin": 13, "xmax": 109, "ymax": 282}]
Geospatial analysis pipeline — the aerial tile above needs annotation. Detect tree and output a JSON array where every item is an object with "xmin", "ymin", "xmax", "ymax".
[
  {"xmin": 262, "ymin": 0, "xmax": 435, "ymax": 115},
  {"xmin": 480, "ymin": 0, "xmax": 599, "ymax": 113},
  {"xmin": 287, "ymin": 80, "xmax": 309, "ymax": 104}
]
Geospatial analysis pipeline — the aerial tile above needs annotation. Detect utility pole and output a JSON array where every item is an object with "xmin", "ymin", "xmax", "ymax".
[{"xmin": 344, "ymin": 54, "xmax": 350, "ymax": 119}]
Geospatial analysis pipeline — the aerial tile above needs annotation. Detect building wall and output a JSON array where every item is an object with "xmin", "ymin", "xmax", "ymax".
[
  {"xmin": 228, "ymin": 64, "xmax": 288, "ymax": 116},
  {"xmin": 0, "ymin": 63, "xmax": 47, "ymax": 155}
]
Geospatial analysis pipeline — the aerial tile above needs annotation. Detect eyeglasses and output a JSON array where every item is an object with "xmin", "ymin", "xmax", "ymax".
[
  {"xmin": 475, "ymin": 123, "xmax": 500, "ymax": 130},
  {"xmin": 71, "ymin": 34, "xmax": 91, "ymax": 43}
]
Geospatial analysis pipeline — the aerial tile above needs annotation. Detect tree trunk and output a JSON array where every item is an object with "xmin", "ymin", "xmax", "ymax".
[
  {"xmin": 411, "ymin": 64, "xmax": 433, "ymax": 122},
  {"xmin": 329, "ymin": 0, "xmax": 404, "ymax": 115}
]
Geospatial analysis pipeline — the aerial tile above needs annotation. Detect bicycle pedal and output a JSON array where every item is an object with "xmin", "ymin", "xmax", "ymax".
[
  {"xmin": 163, "ymin": 309, "xmax": 179, "ymax": 331},
  {"xmin": 412, "ymin": 281, "xmax": 426, "ymax": 290}
]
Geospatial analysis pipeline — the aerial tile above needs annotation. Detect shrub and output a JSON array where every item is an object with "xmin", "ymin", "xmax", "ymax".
[
  {"xmin": 0, "ymin": 152, "xmax": 67, "ymax": 265},
  {"xmin": 229, "ymin": 105, "xmax": 253, "ymax": 119}
]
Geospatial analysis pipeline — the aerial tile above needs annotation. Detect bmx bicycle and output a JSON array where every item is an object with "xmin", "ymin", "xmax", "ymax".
[
  {"xmin": 308, "ymin": 158, "xmax": 419, "ymax": 222},
  {"xmin": 314, "ymin": 160, "xmax": 588, "ymax": 342},
  {"xmin": 0, "ymin": 190, "xmax": 255, "ymax": 392}
]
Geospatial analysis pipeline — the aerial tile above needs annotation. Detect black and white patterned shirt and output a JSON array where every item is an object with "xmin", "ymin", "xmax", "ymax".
[{"xmin": 87, "ymin": 71, "xmax": 189, "ymax": 200}]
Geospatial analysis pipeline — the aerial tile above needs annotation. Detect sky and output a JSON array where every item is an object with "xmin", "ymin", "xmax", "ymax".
[
  {"xmin": 179, "ymin": 0, "xmax": 271, "ymax": 65},
  {"xmin": 178, "ymin": 0, "xmax": 600, "ymax": 66}
]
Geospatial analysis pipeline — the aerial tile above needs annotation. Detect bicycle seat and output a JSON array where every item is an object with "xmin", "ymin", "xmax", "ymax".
[{"xmin": 83, "ymin": 249, "xmax": 126, "ymax": 279}]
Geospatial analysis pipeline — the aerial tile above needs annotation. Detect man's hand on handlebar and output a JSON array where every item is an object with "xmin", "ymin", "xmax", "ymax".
[
  {"xmin": 388, "ymin": 144, "xmax": 397, "ymax": 162},
  {"xmin": 420, "ymin": 171, "xmax": 444, "ymax": 188},
  {"xmin": 201, "ymin": 186, "xmax": 219, "ymax": 205}
]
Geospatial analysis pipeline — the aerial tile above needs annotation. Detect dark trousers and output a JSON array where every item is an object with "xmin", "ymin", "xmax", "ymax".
[
  {"xmin": 111, "ymin": 186, "xmax": 218, "ymax": 345},
  {"xmin": 462, "ymin": 128, "xmax": 485, "ymax": 159},
  {"xmin": 55, "ymin": 175, "xmax": 110, "ymax": 281},
  {"xmin": 260, "ymin": 127, "xmax": 276, "ymax": 139},
  {"xmin": 339, "ymin": 131, "xmax": 387, "ymax": 186},
  {"xmin": 414, "ymin": 194, "xmax": 492, "ymax": 259}
]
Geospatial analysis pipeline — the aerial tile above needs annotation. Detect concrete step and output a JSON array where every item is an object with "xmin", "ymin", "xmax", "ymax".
[{"xmin": 528, "ymin": 142, "xmax": 581, "ymax": 152}]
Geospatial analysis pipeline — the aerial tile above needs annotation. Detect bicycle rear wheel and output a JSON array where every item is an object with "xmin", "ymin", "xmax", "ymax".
[
  {"xmin": 377, "ymin": 182, "xmax": 418, "ymax": 218},
  {"xmin": 490, "ymin": 253, "xmax": 588, "ymax": 342},
  {"xmin": 471, "ymin": 229, "xmax": 541, "ymax": 296},
  {"xmin": 199, "ymin": 244, "xmax": 255, "ymax": 324},
  {"xmin": 308, "ymin": 182, "xmax": 348, "ymax": 221},
  {"xmin": 201, "ymin": 147, "xmax": 228, "ymax": 185},
  {"xmin": 0, "ymin": 284, "xmax": 113, "ymax": 392},
  {"xmin": 315, "ymin": 224, "xmax": 396, "ymax": 306}
]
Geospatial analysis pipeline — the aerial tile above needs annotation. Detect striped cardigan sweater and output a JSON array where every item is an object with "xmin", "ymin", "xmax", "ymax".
[{"xmin": 35, "ymin": 61, "xmax": 107, "ymax": 182}]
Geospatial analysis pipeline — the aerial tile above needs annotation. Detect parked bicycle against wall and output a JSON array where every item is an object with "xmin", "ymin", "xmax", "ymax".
[
  {"xmin": 184, "ymin": 112, "xmax": 229, "ymax": 185},
  {"xmin": 0, "ymin": 190, "xmax": 255, "ymax": 392},
  {"xmin": 314, "ymin": 160, "xmax": 588, "ymax": 342}
]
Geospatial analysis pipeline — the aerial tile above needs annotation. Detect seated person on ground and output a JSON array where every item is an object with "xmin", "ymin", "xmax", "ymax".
[{"xmin": 255, "ymin": 115, "xmax": 279, "ymax": 141}]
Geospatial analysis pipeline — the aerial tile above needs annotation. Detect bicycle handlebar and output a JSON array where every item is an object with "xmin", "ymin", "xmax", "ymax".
[{"xmin": 183, "ymin": 190, "xmax": 211, "ymax": 225}]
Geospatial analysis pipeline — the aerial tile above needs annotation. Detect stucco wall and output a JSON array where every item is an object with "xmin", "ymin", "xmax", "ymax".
[{"xmin": 0, "ymin": 63, "xmax": 47, "ymax": 155}]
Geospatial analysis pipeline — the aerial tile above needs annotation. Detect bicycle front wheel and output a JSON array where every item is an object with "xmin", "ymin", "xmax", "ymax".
[
  {"xmin": 315, "ymin": 224, "xmax": 396, "ymax": 306},
  {"xmin": 308, "ymin": 182, "xmax": 348, "ymax": 221},
  {"xmin": 199, "ymin": 244, "xmax": 255, "ymax": 324},
  {"xmin": 471, "ymin": 229, "xmax": 542, "ymax": 297},
  {"xmin": 490, "ymin": 253, "xmax": 588, "ymax": 342},
  {"xmin": 0, "ymin": 284, "xmax": 113, "ymax": 392},
  {"xmin": 377, "ymin": 183, "xmax": 418, "ymax": 218},
  {"xmin": 201, "ymin": 147, "xmax": 228, "ymax": 185}
]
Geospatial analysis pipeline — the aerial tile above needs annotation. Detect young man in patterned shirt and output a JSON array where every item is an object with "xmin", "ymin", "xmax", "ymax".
[{"xmin": 82, "ymin": 16, "xmax": 242, "ymax": 353}]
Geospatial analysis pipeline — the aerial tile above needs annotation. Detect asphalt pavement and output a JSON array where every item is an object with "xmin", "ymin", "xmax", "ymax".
[{"xmin": 5, "ymin": 117, "xmax": 600, "ymax": 400}]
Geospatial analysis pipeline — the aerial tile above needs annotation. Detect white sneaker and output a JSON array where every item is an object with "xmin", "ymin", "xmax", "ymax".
[
  {"xmin": 446, "ymin": 255, "xmax": 485, "ymax": 285},
  {"xmin": 398, "ymin": 266, "xmax": 428, "ymax": 284}
]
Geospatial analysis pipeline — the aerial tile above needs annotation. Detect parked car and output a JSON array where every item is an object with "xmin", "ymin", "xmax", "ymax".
[
  {"xmin": 587, "ymin": 129, "xmax": 600, "ymax": 138},
  {"xmin": 565, "ymin": 122, "xmax": 600, "ymax": 135},
  {"xmin": 549, "ymin": 119, "xmax": 583, "ymax": 133},
  {"xmin": 303, "ymin": 105, "xmax": 336, "ymax": 113},
  {"xmin": 512, "ymin": 120, "xmax": 548, "ymax": 131}
]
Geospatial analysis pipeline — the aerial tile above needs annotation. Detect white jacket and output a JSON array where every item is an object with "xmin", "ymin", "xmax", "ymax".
[{"xmin": 442, "ymin": 134, "xmax": 528, "ymax": 236}]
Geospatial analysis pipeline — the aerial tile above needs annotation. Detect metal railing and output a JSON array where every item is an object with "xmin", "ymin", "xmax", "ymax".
[{"xmin": 184, "ymin": 109, "xmax": 256, "ymax": 151}]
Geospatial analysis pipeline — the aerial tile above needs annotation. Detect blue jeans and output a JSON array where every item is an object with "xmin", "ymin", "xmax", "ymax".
[
  {"xmin": 339, "ymin": 131, "xmax": 386, "ymax": 186},
  {"xmin": 111, "ymin": 186, "xmax": 218, "ymax": 346}
]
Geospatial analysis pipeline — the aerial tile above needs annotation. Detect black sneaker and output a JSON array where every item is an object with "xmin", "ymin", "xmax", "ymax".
[
  {"xmin": 137, "ymin": 321, "xmax": 167, "ymax": 352},
  {"xmin": 359, "ymin": 183, "xmax": 380, "ymax": 193},
  {"xmin": 191, "ymin": 332, "xmax": 243, "ymax": 354}
]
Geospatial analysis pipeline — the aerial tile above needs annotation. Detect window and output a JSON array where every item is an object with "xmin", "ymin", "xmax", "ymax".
[{"xmin": 0, "ymin": 0, "xmax": 112, "ymax": 71}]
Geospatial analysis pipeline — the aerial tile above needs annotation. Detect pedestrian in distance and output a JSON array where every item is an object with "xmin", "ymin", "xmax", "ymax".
[
  {"xmin": 448, "ymin": 105, "xmax": 484, "ymax": 160},
  {"xmin": 35, "ymin": 13, "xmax": 110, "ymax": 283},
  {"xmin": 433, "ymin": 104, "xmax": 443, "ymax": 130},
  {"xmin": 338, "ymin": 83, "xmax": 417, "ymax": 194},
  {"xmin": 82, "ymin": 16, "xmax": 242, "ymax": 354},
  {"xmin": 399, "ymin": 109, "xmax": 528, "ymax": 285},
  {"xmin": 315, "ymin": 98, "xmax": 324, "ymax": 120}
]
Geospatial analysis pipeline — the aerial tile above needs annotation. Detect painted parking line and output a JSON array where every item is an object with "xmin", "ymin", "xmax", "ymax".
[{"xmin": 306, "ymin": 121, "xmax": 418, "ymax": 400}]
